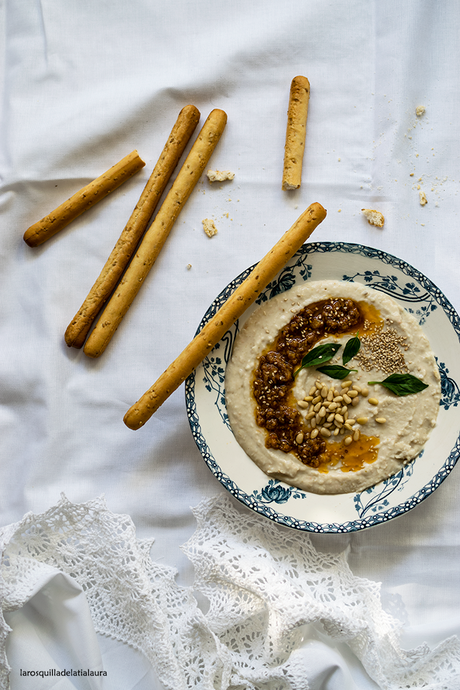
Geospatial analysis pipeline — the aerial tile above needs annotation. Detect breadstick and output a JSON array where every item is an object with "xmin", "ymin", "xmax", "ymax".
[
  {"xmin": 83, "ymin": 109, "xmax": 227, "ymax": 358},
  {"xmin": 123, "ymin": 202, "xmax": 327, "ymax": 429},
  {"xmin": 64, "ymin": 105, "xmax": 200, "ymax": 348},
  {"xmin": 282, "ymin": 76, "xmax": 310, "ymax": 191},
  {"xmin": 23, "ymin": 151, "xmax": 146, "ymax": 247}
]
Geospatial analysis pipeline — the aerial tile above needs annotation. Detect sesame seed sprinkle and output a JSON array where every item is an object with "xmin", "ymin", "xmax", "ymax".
[{"xmin": 356, "ymin": 322, "xmax": 409, "ymax": 374}]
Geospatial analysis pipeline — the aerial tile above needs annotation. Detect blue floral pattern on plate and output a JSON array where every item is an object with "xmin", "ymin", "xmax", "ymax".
[
  {"xmin": 252, "ymin": 479, "xmax": 308, "ymax": 504},
  {"xmin": 186, "ymin": 242, "xmax": 460, "ymax": 533}
]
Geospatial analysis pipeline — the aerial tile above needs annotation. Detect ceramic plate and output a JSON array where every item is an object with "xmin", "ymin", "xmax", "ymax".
[{"xmin": 185, "ymin": 242, "xmax": 460, "ymax": 532}]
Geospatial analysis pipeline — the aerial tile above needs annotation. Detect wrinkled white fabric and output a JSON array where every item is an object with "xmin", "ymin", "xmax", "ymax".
[
  {"xmin": 1, "ymin": 494, "xmax": 460, "ymax": 690},
  {"xmin": 2, "ymin": 0, "xmax": 460, "ymax": 688}
]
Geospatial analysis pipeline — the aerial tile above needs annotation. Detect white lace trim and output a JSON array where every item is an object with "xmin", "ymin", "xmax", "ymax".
[{"xmin": 1, "ymin": 493, "xmax": 459, "ymax": 690}]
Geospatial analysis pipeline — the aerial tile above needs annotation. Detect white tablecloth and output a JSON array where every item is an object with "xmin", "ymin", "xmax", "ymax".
[{"xmin": 1, "ymin": 1, "xmax": 460, "ymax": 688}]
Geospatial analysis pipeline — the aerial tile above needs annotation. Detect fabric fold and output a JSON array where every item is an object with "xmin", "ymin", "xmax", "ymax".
[{"xmin": 1, "ymin": 493, "xmax": 460, "ymax": 689}]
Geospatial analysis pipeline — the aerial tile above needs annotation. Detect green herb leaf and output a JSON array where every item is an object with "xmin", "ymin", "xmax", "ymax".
[
  {"xmin": 317, "ymin": 365, "xmax": 358, "ymax": 380},
  {"xmin": 294, "ymin": 342, "xmax": 341, "ymax": 377},
  {"xmin": 342, "ymin": 333, "xmax": 361, "ymax": 365},
  {"xmin": 368, "ymin": 373, "xmax": 428, "ymax": 396}
]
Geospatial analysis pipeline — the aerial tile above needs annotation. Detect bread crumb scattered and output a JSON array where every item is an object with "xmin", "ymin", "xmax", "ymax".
[
  {"xmin": 186, "ymin": 263, "xmax": 192, "ymax": 270},
  {"xmin": 202, "ymin": 218, "xmax": 218, "ymax": 238},
  {"xmin": 207, "ymin": 170, "xmax": 235, "ymax": 182},
  {"xmin": 416, "ymin": 105, "xmax": 426, "ymax": 117},
  {"xmin": 361, "ymin": 208, "xmax": 385, "ymax": 228},
  {"xmin": 419, "ymin": 191, "xmax": 428, "ymax": 206}
]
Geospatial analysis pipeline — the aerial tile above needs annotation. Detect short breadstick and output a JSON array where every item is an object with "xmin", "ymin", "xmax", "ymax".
[
  {"xmin": 282, "ymin": 76, "xmax": 310, "ymax": 191},
  {"xmin": 83, "ymin": 109, "xmax": 227, "ymax": 358},
  {"xmin": 64, "ymin": 105, "xmax": 200, "ymax": 348},
  {"xmin": 23, "ymin": 151, "xmax": 146, "ymax": 247},
  {"xmin": 123, "ymin": 202, "xmax": 327, "ymax": 429}
]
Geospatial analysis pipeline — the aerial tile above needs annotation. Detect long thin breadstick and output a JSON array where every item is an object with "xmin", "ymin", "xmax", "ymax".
[
  {"xmin": 64, "ymin": 105, "xmax": 201, "ymax": 348},
  {"xmin": 282, "ymin": 76, "xmax": 310, "ymax": 191},
  {"xmin": 123, "ymin": 202, "xmax": 327, "ymax": 430},
  {"xmin": 23, "ymin": 151, "xmax": 146, "ymax": 247},
  {"xmin": 83, "ymin": 109, "xmax": 227, "ymax": 359}
]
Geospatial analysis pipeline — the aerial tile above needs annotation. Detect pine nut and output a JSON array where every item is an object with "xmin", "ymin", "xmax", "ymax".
[
  {"xmin": 296, "ymin": 432, "xmax": 304, "ymax": 444},
  {"xmin": 341, "ymin": 380, "xmax": 352, "ymax": 388},
  {"xmin": 333, "ymin": 396, "xmax": 343, "ymax": 403},
  {"xmin": 356, "ymin": 417, "xmax": 368, "ymax": 424},
  {"xmin": 333, "ymin": 428, "xmax": 340, "ymax": 436},
  {"xmin": 309, "ymin": 386, "xmax": 317, "ymax": 396},
  {"xmin": 352, "ymin": 384, "xmax": 362, "ymax": 392},
  {"xmin": 347, "ymin": 390, "xmax": 358, "ymax": 398},
  {"xmin": 318, "ymin": 406, "xmax": 327, "ymax": 418},
  {"xmin": 306, "ymin": 411, "xmax": 316, "ymax": 420},
  {"xmin": 368, "ymin": 398, "xmax": 379, "ymax": 406},
  {"xmin": 353, "ymin": 429, "xmax": 360, "ymax": 441},
  {"xmin": 313, "ymin": 395, "xmax": 322, "ymax": 404},
  {"xmin": 311, "ymin": 418, "xmax": 317, "ymax": 429},
  {"xmin": 335, "ymin": 414, "xmax": 344, "ymax": 423},
  {"xmin": 375, "ymin": 417, "xmax": 387, "ymax": 424},
  {"xmin": 343, "ymin": 393, "xmax": 352, "ymax": 404},
  {"xmin": 304, "ymin": 395, "xmax": 314, "ymax": 402},
  {"xmin": 314, "ymin": 402, "xmax": 322, "ymax": 412},
  {"xmin": 327, "ymin": 389, "xmax": 334, "ymax": 401},
  {"xmin": 320, "ymin": 428, "xmax": 331, "ymax": 437},
  {"xmin": 298, "ymin": 400, "xmax": 309, "ymax": 409},
  {"xmin": 361, "ymin": 387, "xmax": 369, "ymax": 397},
  {"xmin": 321, "ymin": 386, "xmax": 328, "ymax": 398},
  {"xmin": 328, "ymin": 402, "xmax": 338, "ymax": 411},
  {"xmin": 327, "ymin": 413, "xmax": 335, "ymax": 423},
  {"xmin": 352, "ymin": 397, "xmax": 360, "ymax": 407},
  {"xmin": 344, "ymin": 436, "xmax": 353, "ymax": 445},
  {"xmin": 346, "ymin": 419, "xmax": 356, "ymax": 426},
  {"xmin": 311, "ymin": 428, "xmax": 319, "ymax": 439}
]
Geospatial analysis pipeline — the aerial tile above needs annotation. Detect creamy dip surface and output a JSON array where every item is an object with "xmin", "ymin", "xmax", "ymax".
[{"xmin": 225, "ymin": 280, "xmax": 441, "ymax": 494}]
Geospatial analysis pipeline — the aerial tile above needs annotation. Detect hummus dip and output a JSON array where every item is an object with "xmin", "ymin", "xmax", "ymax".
[{"xmin": 225, "ymin": 280, "xmax": 441, "ymax": 494}]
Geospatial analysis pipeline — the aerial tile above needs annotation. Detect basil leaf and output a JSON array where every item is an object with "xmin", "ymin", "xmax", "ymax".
[
  {"xmin": 294, "ymin": 342, "xmax": 341, "ymax": 377},
  {"xmin": 368, "ymin": 373, "xmax": 428, "ymax": 396},
  {"xmin": 342, "ymin": 333, "xmax": 361, "ymax": 365},
  {"xmin": 317, "ymin": 365, "xmax": 357, "ymax": 380}
]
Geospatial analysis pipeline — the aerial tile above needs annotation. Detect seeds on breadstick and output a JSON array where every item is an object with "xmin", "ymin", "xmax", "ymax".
[
  {"xmin": 64, "ymin": 105, "xmax": 200, "ymax": 348},
  {"xmin": 23, "ymin": 151, "xmax": 146, "ymax": 247},
  {"xmin": 282, "ymin": 76, "xmax": 310, "ymax": 191},
  {"xmin": 83, "ymin": 109, "xmax": 227, "ymax": 359},
  {"xmin": 123, "ymin": 202, "xmax": 327, "ymax": 430}
]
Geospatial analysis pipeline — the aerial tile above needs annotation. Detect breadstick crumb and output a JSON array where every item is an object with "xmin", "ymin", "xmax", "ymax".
[
  {"xmin": 207, "ymin": 170, "xmax": 235, "ymax": 182},
  {"xmin": 202, "ymin": 218, "xmax": 218, "ymax": 237},
  {"xmin": 361, "ymin": 208, "xmax": 385, "ymax": 227}
]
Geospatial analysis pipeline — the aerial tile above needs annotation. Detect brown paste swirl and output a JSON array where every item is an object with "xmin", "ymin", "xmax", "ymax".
[{"xmin": 252, "ymin": 298, "xmax": 363, "ymax": 468}]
